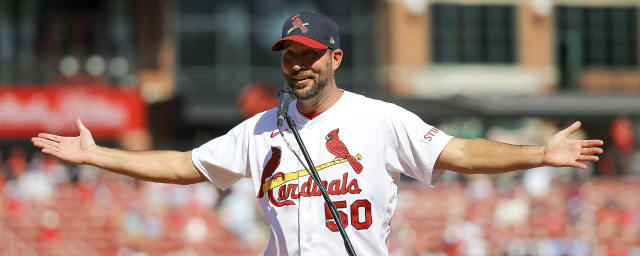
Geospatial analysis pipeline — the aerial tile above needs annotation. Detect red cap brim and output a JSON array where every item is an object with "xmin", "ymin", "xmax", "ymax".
[{"xmin": 271, "ymin": 35, "xmax": 328, "ymax": 51}]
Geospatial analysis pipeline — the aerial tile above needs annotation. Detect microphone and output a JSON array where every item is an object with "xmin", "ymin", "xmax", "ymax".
[{"xmin": 277, "ymin": 89, "xmax": 294, "ymax": 130}]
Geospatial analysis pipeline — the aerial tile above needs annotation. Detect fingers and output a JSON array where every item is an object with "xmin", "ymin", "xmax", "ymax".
[
  {"xmin": 32, "ymin": 137, "xmax": 64, "ymax": 160},
  {"xmin": 76, "ymin": 118, "xmax": 87, "ymax": 133},
  {"xmin": 41, "ymin": 147, "xmax": 63, "ymax": 160},
  {"xmin": 581, "ymin": 140, "xmax": 604, "ymax": 147},
  {"xmin": 32, "ymin": 137, "xmax": 66, "ymax": 160},
  {"xmin": 32, "ymin": 137, "xmax": 60, "ymax": 150},
  {"xmin": 41, "ymin": 147, "xmax": 57, "ymax": 155},
  {"xmin": 571, "ymin": 162, "xmax": 588, "ymax": 170},
  {"xmin": 37, "ymin": 133, "xmax": 63, "ymax": 143},
  {"xmin": 577, "ymin": 155, "xmax": 599, "ymax": 162},
  {"xmin": 561, "ymin": 121, "xmax": 581, "ymax": 136},
  {"xmin": 581, "ymin": 147, "xmax": 603, "ymax": 155},
  {"xmin": 571, "ymin": 155, "xmax": 599, "ymax": 170},
  {"xmin": 569, "ymin": 143, "xmax": 602, "ymax": 170}
]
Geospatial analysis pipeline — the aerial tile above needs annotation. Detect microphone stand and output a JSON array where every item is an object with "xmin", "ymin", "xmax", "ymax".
[{"xmin": 283, "ymin": 113, "xmax": 357, "ymax": 256}]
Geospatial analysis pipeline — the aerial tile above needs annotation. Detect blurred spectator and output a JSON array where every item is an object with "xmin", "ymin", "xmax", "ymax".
[
  {"xmin": 523, "ymin": 166, "xmax": 553, "ymax": 198},
  {"xmin": 236, "ymin": 81, "xmax": 280, "ymax": 118},
  {"xmin": 40, "ymin": 209, "xmax": 61, "ymax": 242},
  {"xmin": 182, "ymin": 217, "xmax": 208, "ymax": 244},
  {"xmin": 611, "ymin": 117, "xmax": 635, "ymax": 154},
  {"xmin": 442, "ymin": 218, "xmax": 487, "ymax": 256},
  {"xmin": 7, "ymin": 146, "xmax": 27, "ymax": 180},
  {"xmin": 17, "ymin": 163, "xmax": 53, "ymax": 203},
  {"xmin": 217, "ymin": 178, "xmax": 269, "ymax": 251},
  {"xmin": 494, "ymin": 191, "xmax": 529, "ymax": 228},
  {"xmin": 605, "ymin": 117, "xmax": 637, "ymax": 176},
  {"xmin": 466, "ymin": 175, "xmax": 493, "ymax": 201}
]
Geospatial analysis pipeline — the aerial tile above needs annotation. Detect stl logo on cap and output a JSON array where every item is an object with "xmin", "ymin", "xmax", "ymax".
[{"xmin": 287, "ymin": 14, "xmax": 309, "ymax": 35}]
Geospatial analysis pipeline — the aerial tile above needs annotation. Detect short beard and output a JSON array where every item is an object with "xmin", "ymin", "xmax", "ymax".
[{"xmin": 291, "ymin": 55, "xmax": 334, "ymax": 100}]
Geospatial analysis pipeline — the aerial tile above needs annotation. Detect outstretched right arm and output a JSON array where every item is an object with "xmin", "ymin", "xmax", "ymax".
[{"xmin": 31, "ymin": 119, "xmax": 207, "ymax": 185}]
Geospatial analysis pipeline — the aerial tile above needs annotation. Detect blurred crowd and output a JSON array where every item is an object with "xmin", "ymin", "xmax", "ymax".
[
  {"xmin": 389, "ymin": 177, "xmax": 640, "ymax": 256},
  {"xmin": 0, "ymin": 146, "xmax": 257, "ymax": 255},
  {"xmin": 0, "ymin": 117, "xmax": 639, "ymax": 255}
]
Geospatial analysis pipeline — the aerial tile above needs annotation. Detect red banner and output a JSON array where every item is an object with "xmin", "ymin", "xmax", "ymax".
[{"xmin": 0, "ymin": 85, "xmax": 147, "ymax": 139}]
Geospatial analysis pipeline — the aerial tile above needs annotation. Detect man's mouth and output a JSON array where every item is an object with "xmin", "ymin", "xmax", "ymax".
[
  {"xmin": 293, "ymin": 76, "xmax": 313, "ymax": 81},
  {"xmin": 292, "ymin": 76, "xmax": 313, "ymax": 87}
]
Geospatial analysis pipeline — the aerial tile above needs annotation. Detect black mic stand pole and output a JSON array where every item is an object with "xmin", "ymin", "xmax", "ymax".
[{"xmin": 284, "ymin": 113, "xmax": 357, "ymax": 256}]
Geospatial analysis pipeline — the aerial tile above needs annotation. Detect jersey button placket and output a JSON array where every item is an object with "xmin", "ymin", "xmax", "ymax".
[
  {"xmin": 296, "ymin": 148, "xmax": 307, "ymax": 255},
  {"xmin": 299, "ymin": 134, "xmax": 316, "ymax": 255},
  {"xmin": 300, "ymin": 123, "xmax": 327, "ymax": 255},
  {"xmin": 300, "ymin": 201, "xmax": 316, "ymax": 255}
]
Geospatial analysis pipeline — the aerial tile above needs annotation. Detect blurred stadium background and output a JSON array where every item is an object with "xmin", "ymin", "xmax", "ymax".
[{"xmin": 0, "ymin": 0, "xmax": 639, "ymax": 255}]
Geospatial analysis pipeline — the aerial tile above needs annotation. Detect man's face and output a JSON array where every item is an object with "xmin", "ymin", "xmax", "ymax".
[{"xmin": 281, "ymin": 41, "xmax": 334, "ymax": 100}]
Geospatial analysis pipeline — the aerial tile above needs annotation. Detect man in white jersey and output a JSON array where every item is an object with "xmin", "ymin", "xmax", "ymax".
[{"xmin": 32, "ymin": 10, "xmax": 603, "ymax": 256}]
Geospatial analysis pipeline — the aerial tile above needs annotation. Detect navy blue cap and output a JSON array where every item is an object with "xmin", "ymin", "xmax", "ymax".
[{"xmin": 271, "ymin": 11, "xmax": 340, "ymax": 51}]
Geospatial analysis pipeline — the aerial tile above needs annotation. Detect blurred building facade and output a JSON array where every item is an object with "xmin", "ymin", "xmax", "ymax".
[
  {"xmin": 381, "ymin": 0, "xmax": 639, "ymax": 98},
  {"xmin": 1, "ymin": 0, "xmax": 639, "ymax": 128},
  {"xmin": 172, "ymin": 0, "xmax": 640, "ymax": 128}
]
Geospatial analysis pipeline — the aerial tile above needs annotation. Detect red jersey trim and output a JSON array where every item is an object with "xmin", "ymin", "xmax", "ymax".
[{"xmin": 301, "ymin": 111, "xmax": 323, "ymax": 120}]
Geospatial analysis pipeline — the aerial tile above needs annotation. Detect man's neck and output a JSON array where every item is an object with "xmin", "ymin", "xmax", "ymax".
[{"xmin": 296, "ymin": 83, "xmax": 343, "ymax": 114}]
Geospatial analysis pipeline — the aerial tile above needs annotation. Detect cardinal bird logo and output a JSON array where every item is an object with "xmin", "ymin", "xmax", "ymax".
[
  {"xmin": 258, "ymin": 147, "xmax": 282, "ymax": 198},
  {"xmin": 325, "ymin": 128, "xmax": 363, "ymax": 174}
]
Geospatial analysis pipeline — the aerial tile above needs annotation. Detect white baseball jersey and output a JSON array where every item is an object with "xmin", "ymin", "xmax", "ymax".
[{"xmin": 192, "ymin": 91, "xmax": 453, "ymax": 255}]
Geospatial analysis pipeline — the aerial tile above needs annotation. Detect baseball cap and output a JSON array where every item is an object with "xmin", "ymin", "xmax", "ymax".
[{"xmin": 271, "ymin": 10, "xmax": 340, "ymax": 51}]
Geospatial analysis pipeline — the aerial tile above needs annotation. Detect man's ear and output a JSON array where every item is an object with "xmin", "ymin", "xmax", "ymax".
[{"xmin": 331, "ymin": 49, "xmax": 343, "ymax": 71}]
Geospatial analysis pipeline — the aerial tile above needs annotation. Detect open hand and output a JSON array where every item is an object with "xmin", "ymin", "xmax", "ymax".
[
  {"xmin": 31, "ymin": 118, "xmax": 96, "ymax": 164},
  {"xmin": 543, "ymin": 121, "xmax": 604, "ymax": 169}
]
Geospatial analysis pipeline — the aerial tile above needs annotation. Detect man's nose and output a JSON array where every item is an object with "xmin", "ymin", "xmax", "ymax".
[{"xmin": 292, "ymin": 64, "xmax": 304, "ymax": 72}]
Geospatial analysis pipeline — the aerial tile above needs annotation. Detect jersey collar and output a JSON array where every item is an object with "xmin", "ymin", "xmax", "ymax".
[{"xmin": 291, "ymin": 90, "xmax": 349, "ymax": 125}]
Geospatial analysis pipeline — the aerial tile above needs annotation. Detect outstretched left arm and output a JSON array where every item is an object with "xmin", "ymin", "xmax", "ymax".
[{"xmin": 434, "ymin": 121, "xmax": 603, "ymax": 174}]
